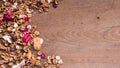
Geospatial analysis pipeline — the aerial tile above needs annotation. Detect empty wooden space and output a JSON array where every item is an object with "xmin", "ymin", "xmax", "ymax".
[{"xmin": 32, "ymin": 0, "xmax": 120, "ymax": 68}]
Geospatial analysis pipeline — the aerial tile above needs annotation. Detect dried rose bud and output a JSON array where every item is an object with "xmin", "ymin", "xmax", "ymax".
[
  {"xmin": 41, "ymin": 53, "xmax": 46, "ymax": 59},
  {"xmin": 3, "ymin": 14, "xmax": 10, "ymax": 21},
  {"xmin": 36, "ymin": 2, "xmax": 42, "ymax": 7},
  {"xmin": 2, "ymin": 14, "xmax": 14, "ymax": 22},
  {"xmin": 9, "ymin": 18, "xmax": 14, "ymax": 22},
  {"xmin": 23, "ymin": 33, "xmax": 31, "ymax": 43},
  {"xmin": 25, "ymin": 61, "xmax": 31, "ymax": 66},
  {"xmin": 52, "ymin": 3, "xmax": 58, "ymax": 8},
  {"xmin": 24, "ymin": 16, "xmax": 29, "ymax": 22},
  {"xmin": 12, "ymin": 36, "xmax": 17, "ymax": 42}
]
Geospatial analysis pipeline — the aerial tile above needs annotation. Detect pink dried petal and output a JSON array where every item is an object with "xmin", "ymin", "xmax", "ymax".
[
  {"xmin": 41, "ymin": 53, "xmax": 46, "ymax": 59},
  {"xmin": 8, "ymin": 10, "xmax": 13, "ymax": 16},
  {"xmin": 23, "ymin": 33, "xmax": 31, "ymax": 43},
  {"xmin": 12, "ymin": 5, "xmax": 17, "ymax": 9},
  {"xmin": 0, "ymin": 20, "xmax": 2, "ymax": 24}
]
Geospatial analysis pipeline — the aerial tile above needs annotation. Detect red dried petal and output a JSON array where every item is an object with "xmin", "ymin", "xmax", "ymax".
[
  {"xmin": 24, "ymin": 17, "xmax": 29, "ymax": 22},
  {"xmin": 0, "ymin": 20, "xmax": 2, "ymax": 24},
  {"xmin": 23, "ymin": 33, "xmax": 31, "ymax": 43},
  {"xmin": 8, "ymin": 10, "xmax": 13, "ymax": 16}
]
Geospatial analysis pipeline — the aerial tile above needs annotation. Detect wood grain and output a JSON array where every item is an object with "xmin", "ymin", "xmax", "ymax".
[{"xmin": 31, "ymin": 0, "xmax": 120, "ymax": 68}]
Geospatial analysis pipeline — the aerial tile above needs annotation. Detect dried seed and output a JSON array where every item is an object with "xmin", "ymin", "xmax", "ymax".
[
  {"xmin": 30, "ymin": 55, "xmax": 36, "ymax": 65},
  {"xmin": 0, "ymin": 65, "xmax": 5, "ymax": 68},
  {"xmin": 34, "ymin": 31, "xmax": 40, "ymax": 36},
  {"xmin": 37, "ymin": 51, "xmax": 42, "ymax": 56},
  {"xmin": 27, "ymin": 50, "xmax": 32, "ymax": 59}
]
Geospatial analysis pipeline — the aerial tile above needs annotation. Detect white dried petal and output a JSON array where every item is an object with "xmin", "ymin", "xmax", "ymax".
[
  {"xmin": 26, "ymin": 8, "xmax": 31, "ymax": 13},
  {"xmin": 14, "ymin": 23, "xmax": 18, "ymax": 28},
  {"xmin": 2, "ymin": 35, "xmax": 12, "ymax": 43},
  {"xmin": 12, "ymin": 64, "xmax": 20, "ymax": 68},
  {"xmin": 46, "ymin": 0, "xmax": 52, "ymax": 3},
  {"xmin": 40, "ymin": 38, "xmax": 44, "ymax": 44},
  {"xmin": 12, "ymin": 59, "xmax": 25, "ymax": 68},
  {"xmin": 14, "ymin": 2, "xmax": 18, "ymax": 6},
  {"xmin": 56, "ymin": 56, "xmax": 60, "ymax": 60},
  {"xmin": 47, "ymin": 56, "xmax": 51, "ymax": 59},
  {"xmin": 16, "ymin": 45, "xmax": 20, "ymax": 49},
  {"xmin": 27, "ymin": 25, "xmax": 31, "ymax": 29},
  {"xmin": 36, "ymin": 57, "xmax": 41, "ymax": 60},
  {"xmin": 58, "ymin": 59, "xmax": 63, "ymax": 64},
  {"xmin": 19, "ymin": 14, "xmax": 24, "ymax": 18},
  {"xmin": 12, "ymin": 29, "xmax": 15, "ymax": 32}
]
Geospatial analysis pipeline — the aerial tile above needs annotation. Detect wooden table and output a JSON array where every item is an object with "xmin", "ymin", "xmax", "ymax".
[{"xmin": 32, "ymin": 0, "xmax": 120, "ymax": 68}]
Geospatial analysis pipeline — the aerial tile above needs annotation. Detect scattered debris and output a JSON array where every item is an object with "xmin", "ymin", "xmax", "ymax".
[{"xmin": 0, "ymin": 0, "xmax": 63, "ymax": 68}]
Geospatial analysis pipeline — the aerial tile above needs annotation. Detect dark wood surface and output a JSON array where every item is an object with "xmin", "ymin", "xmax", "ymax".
[{"xmin": 32, "ymin": 0, "xmax": 120, "ymax": 68}]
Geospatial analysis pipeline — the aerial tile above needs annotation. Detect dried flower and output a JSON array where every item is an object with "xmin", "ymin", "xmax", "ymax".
[
  {"xmin": 14, "ymin": 23, "xmax": 18, "ymax": 28},
  {"xmin": 12, "ymin": 36, "xmax": 17, "ymax": 42},
  {"xmin": 25, "ymin": 61, "xmax": 31, "ymax": 66},
  {"xmin": 23, "ymin": 33, "xmax": 31, "ymax": 43},
  {"xmin": 41, "ymin": 53, "xmax": 46, "ymax": 59},
  {"xmin": 36, "ymin": 2, "xmax": 42, "ymax": 7},
  {"xmin": 58, "ymin": 59, "xmax": 63, "ymax": 64},
  {"xmin": 0, "ymin": 0, "xmax": 63, "ymax": 67},
  {"xmin": 24, "ymin": 27, "xmax": 29, "ymax": 32},
  {"xmin": 24, "ymin": 16, "xmax": 29, "ymax": 22},
  {"xmin": 27, "ymin": 25, "xmax": 31, "ymax": 29},
  {"xmin": 52, "ymin": 3, "xmax": 58, "ymax": 8},
  {"xmin": 56, "ymin": 56, "xmax": 61, "ymax": 60},
  {"xmin": 46, "ymin": 0, "xmax": 53, "ymax": 3},
  {"xmin": 2, "ymin": 35, "xmax": 12, "ymax": 43},
  {"xmin": 15, "ymin": 45, "xmax": 20, "ymax": 49},
  {"xmin": 0, "ymin": 20, "xmax": 2, "ymax": 24},
  {"xmin": 7, "ymin": 10, "xmax": 13, "ymax": 16}
]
